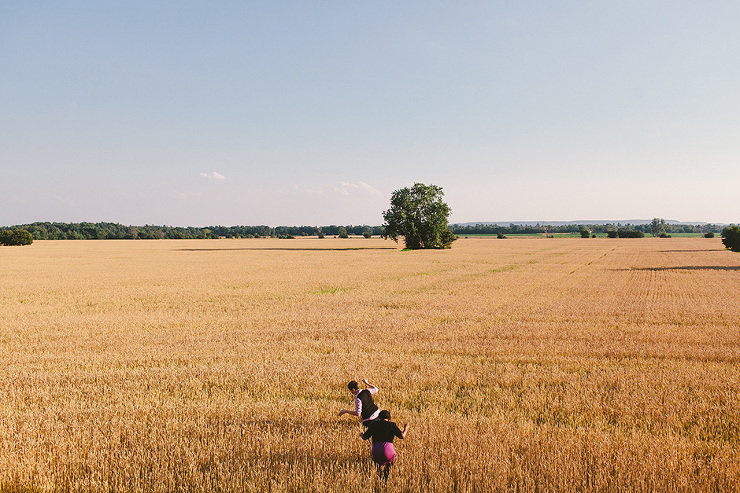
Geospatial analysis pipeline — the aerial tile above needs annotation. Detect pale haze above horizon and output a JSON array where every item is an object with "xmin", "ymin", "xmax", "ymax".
[{"xmin": 3, "ymin": 2, "xmax": 739, "ymax": 227}]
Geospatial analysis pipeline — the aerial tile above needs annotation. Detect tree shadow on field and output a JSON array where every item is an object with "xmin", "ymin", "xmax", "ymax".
[
  {"xmin": 176, "ymin": 247, "xmax": 397, "ymax": 252},
  {"xmin": 623, "ymin": 266, "xmax": 740, "ymax": 271},
  {"xmin": 658, "ymin": 249, "xmax": 726, "ymax": 253}
]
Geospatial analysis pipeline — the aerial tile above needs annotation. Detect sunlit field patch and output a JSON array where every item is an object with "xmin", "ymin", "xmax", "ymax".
[{"xmin": 1, "ymin": 237, "xmax": 738, "ymax": 492}]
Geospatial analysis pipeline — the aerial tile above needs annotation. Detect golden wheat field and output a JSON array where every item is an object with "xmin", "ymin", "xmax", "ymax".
[{"xmin": 1, "ymin": 236, "xmax": 739, "ymax": 492}]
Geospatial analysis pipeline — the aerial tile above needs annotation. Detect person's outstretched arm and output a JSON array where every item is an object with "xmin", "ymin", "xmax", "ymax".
[
  {"xmin": 339, "ymin": 394, "xmax": 362, "ymax": 417},
  {"xmin": 362, "ymin": 378, "xmax": 378, "ymax": 394},
  {"xmin": 401, "ymin": 423, "xmax": 409, "ymax": 439}
]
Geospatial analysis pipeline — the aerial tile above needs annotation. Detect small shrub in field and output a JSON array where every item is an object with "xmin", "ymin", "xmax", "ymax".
[{"xmin": 704, "ymin": 232, "xmax": 715, "ymax": 238}]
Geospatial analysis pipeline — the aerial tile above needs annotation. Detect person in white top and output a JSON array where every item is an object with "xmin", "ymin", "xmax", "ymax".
[{"xmin": 338, "ymin": 378, "xmax": 380, "ymax": 427}]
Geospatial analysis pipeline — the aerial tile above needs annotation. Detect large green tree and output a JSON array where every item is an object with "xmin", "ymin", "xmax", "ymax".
[
  {"xmin": 382, "ymin": 183, "xmax": 456, "ymax": 249},
  {"xmin": 721, "ymin": 225, "xmax": 740, "ymax": 252}
]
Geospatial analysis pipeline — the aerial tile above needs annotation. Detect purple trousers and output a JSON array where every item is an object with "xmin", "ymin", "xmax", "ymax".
[{"xmin": 371, "ymin": 442, "xmax": 397, "ymax": 466}]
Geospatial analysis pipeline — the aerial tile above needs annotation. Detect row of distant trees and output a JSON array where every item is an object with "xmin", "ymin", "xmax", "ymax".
[
  {"xmin": 0, "ymin": 220, "xmax": 729, "ymax": 242},
  {"xmin": 448, "ymin": 220, "xmax": 726, "ymax": 237},
  {"xmin": 0, "ymin": 222, "xmax": 385, "ymax": 241}
]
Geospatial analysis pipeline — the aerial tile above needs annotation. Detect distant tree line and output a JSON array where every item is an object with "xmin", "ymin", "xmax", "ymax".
[
  {"xmin": 0, "ymin": 222, "xmax": 385, "ymax": 240},
  {"xmin": 448, "ymin": 221, "xmax": 725, "ymax": 236},
  {"xmin": 2, "ymin": 221, "xmax": 730, "ymax": 242}
]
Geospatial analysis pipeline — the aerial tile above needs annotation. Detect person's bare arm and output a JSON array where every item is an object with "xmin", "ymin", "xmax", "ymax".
[
  {"xmin": 339, "ymin": 394, "xmax": 362, "ymax": 417},
  {"xmin": 362, "ymin": 378, "xmax": 377, "ymax": 391},
  {"xmin": 401, "ymin": 423, "xmax": 409, "ymax": 439}
]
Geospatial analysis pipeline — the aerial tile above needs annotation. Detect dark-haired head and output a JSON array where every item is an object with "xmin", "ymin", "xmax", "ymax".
[
  {"xmin": 379, "ymin": 410, "xmax": 391, "ymax": 421},
  {"xmin": 347, "ymin": 381, "xmax": 359, "ymax": 391}
]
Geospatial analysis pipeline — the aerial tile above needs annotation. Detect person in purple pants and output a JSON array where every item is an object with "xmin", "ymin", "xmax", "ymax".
[{"xmin": 360, "ymin": 410, "xmax": 409, "ymax": 481}]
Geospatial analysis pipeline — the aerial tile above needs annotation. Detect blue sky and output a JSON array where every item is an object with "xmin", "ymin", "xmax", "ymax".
[{"xmin": 2, "ymin": 1, "xmax": 739, "ymax": 226}]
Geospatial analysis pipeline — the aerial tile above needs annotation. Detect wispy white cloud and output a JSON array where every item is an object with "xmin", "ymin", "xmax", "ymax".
[
  {"xmin": 334, "ymin": 181, "xmax": 383, "ymax": 197},
  {"xmin": 199, "ymin": 172, "xmax": 226, "ymax": 180}
]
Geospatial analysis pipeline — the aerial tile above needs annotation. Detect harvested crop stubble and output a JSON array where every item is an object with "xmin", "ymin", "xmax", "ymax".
[{"xmin": 0, "ymin": 237, "xmax": 738, "ymax": 492}]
